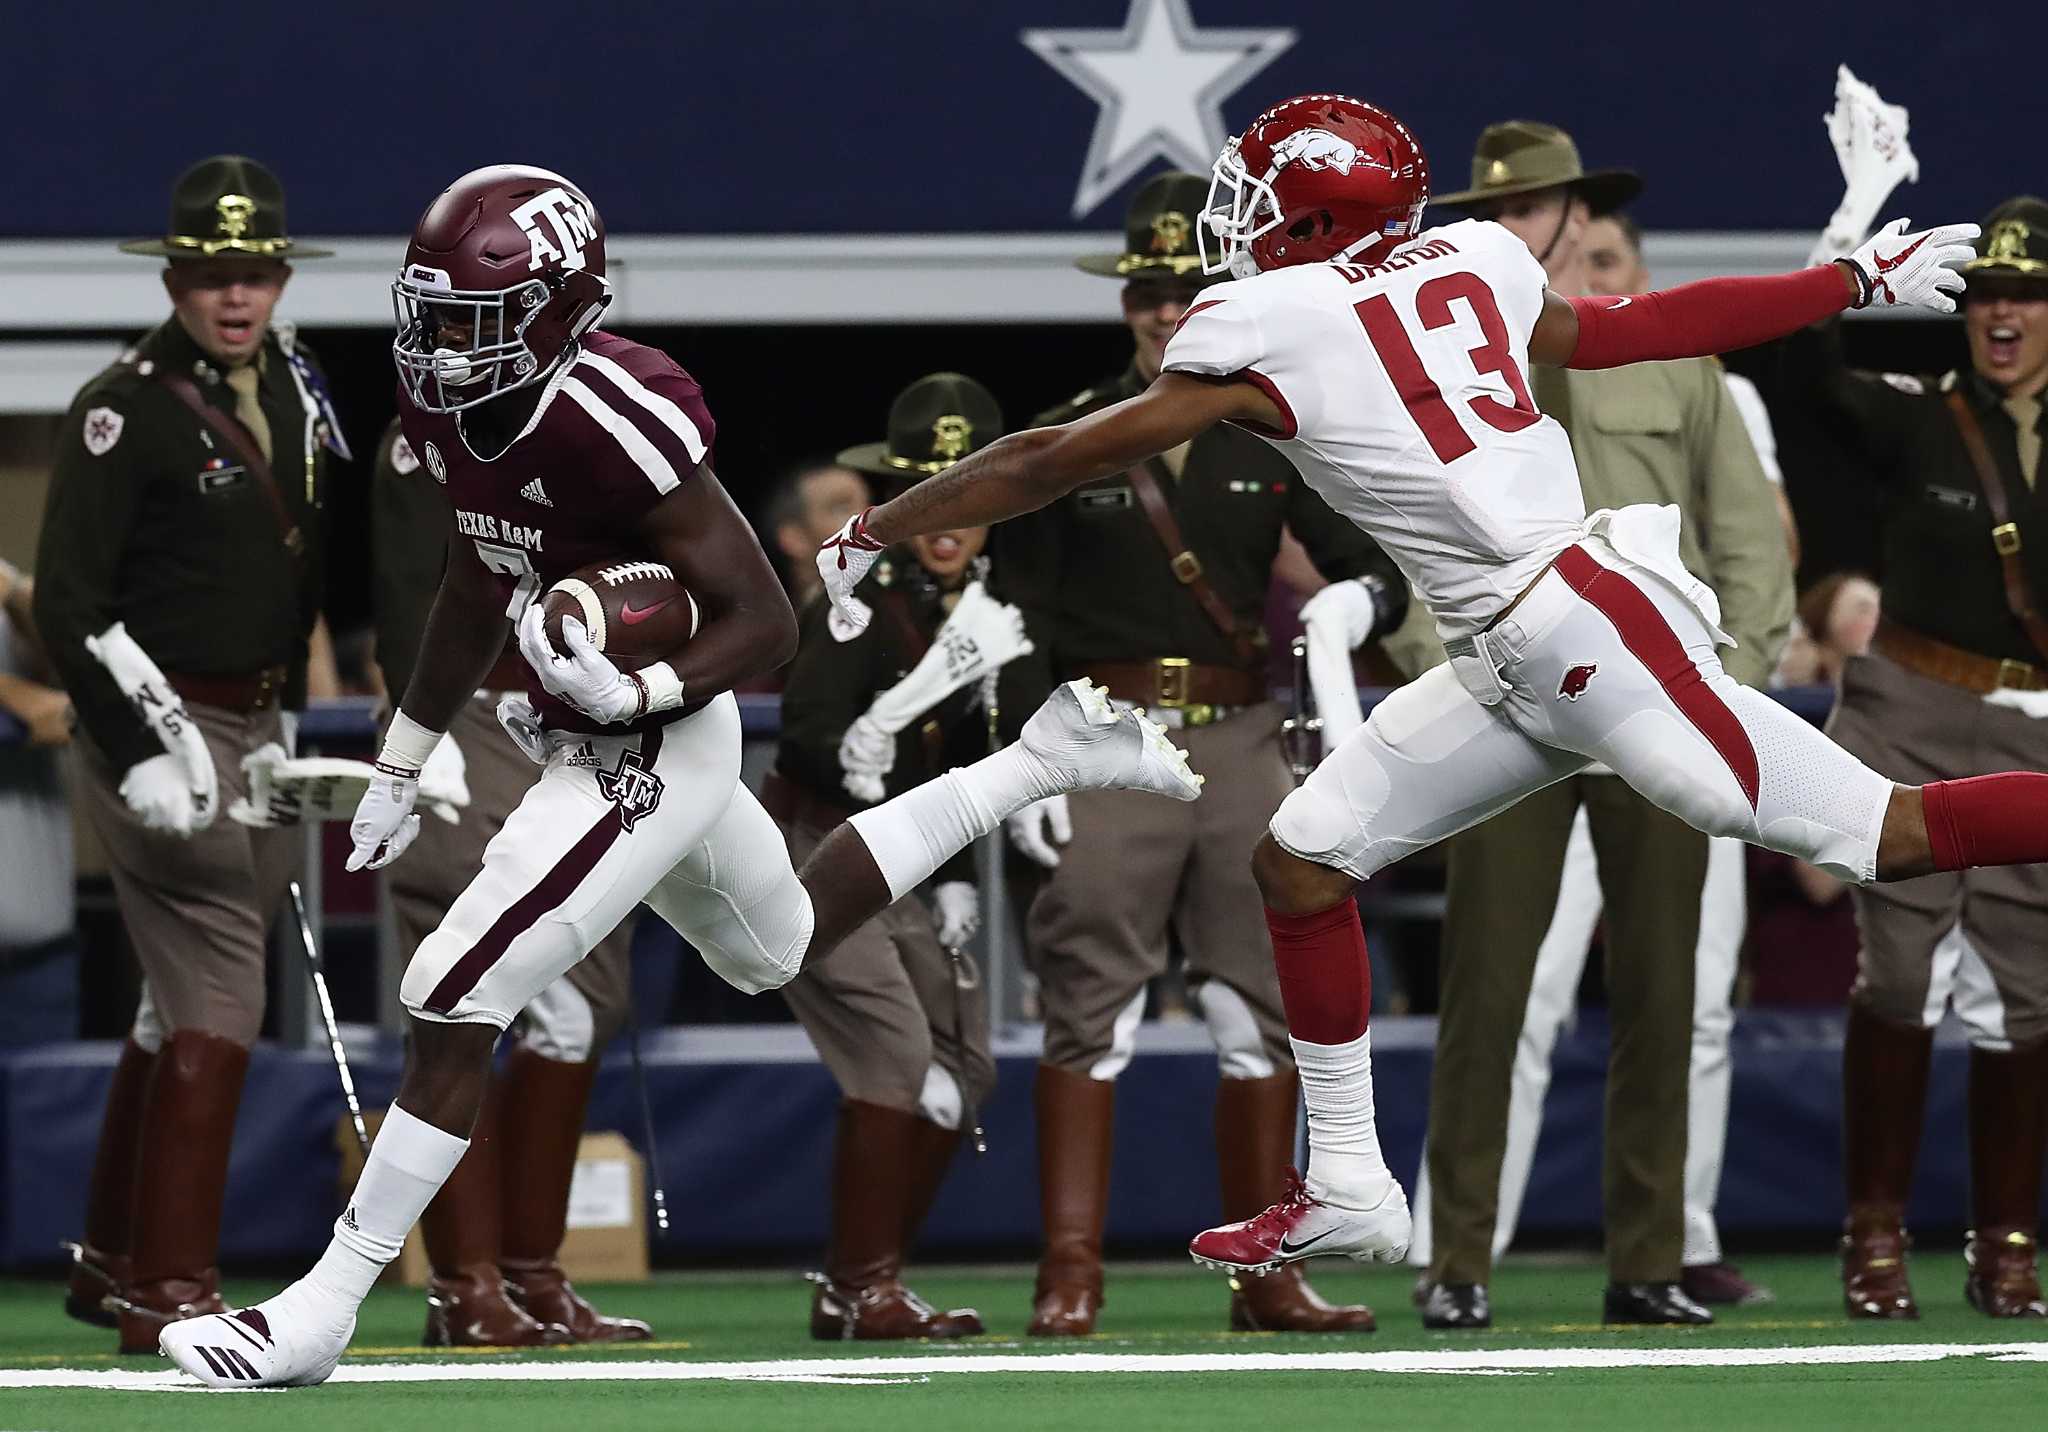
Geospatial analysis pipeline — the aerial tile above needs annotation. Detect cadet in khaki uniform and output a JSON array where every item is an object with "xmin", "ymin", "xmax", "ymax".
[
  {"xmin": 1409, "ymin": 125, "xmax": 1791, "ymax": 1330},
  {"xmin": 38, "ymin": 158, "xmax": 342, "ymax": 1352},
  {"xmin": 369, "ymin": 420, "xmax": 650, "ymax": 1348},
  {"xmin": 999, "ymin": 174, "xmax": 1405, "ymax": 1336},
  {"xmin": 1780, "ymin": 198, "xmax": 2048, "ymax": 1321},
  {"xmin": 770, "ymin": 374, "xmax": 1015, "ymax": 1340}
]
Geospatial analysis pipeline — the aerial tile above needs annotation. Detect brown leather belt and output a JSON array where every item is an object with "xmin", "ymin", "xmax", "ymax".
[
  {"xmin": 1075, "ymin": 659, "xmax": 1263, "ymax": 725},
  {"xmin": 164, "ymin": 665, "xmax": 287, "ymax": 713},
  {"xmin": 759, "ymin": 770, "xmax": 858, "ymax": 832},
  {"xmin": 1872, "ymin": 618, "xmax": 2048, "ymax": 695}
]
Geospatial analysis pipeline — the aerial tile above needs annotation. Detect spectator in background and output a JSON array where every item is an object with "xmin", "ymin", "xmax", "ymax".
[
  {"xmin": 0, "ymin": 557, "xmax": 77, "ymax": 1046},
  {"xmin": 1776, "ymin": 572, "xmax": 1882, "ymax": 687},
  {"xmin": 767, "ymin": 463, "xmax": 873, "ymax": 610},
  {"xmin": 36, "ymin": 156, "xmax": 342, "ymax": 1353},
  {"xmin": 1410, "ymin": 123, "xmax": 1791, "ymax": 1329}
]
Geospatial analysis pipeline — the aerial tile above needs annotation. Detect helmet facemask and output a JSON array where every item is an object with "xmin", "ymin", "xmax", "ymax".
[
  {"xmin": 391, "ymin": 265, "xmax": 610, "ymax": 414},
  {"xmin": 1201, "ymin": 138, "xmax": 1284, "ymax": 280}
]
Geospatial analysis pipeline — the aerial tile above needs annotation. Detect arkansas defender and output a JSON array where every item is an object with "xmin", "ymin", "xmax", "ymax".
[
  {"xmin": 816, "ymin": 94, "xmax": 2039, "ymax": 1278},
  {"xmin": 160, "ymin": 166, "xmax": 1200, "ymax": 1389}
]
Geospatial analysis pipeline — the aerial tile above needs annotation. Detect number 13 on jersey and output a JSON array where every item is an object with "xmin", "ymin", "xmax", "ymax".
[{"xmin": 1355, "ymin": 271, "xmax": 1541, "ymax": 464}]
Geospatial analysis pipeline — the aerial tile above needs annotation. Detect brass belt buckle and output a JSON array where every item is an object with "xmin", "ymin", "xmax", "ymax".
[
  {"xmin": 1997, "ymin": 658, "xmax": 2037, "ymax": 690},
  {"xmin": 1171, "ymin": 551, "xmax": 1204, "ymax": 584},
  {"xmin": 1994, "ymin": 522, "xmax": 2022, "ymax": 557},
  {"xmin": 1157, "ymin": 657, "xmax": 1191, "ymax": 707}
]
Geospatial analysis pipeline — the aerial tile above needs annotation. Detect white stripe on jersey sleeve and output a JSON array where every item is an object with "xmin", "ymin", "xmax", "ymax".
[
  {"xmin": 575, "ymin": 350, "xmax": 710, "ymax": 464},
  {"xmin": 560, "ymin": 376, "xmax": 682, "ymax": 493}
]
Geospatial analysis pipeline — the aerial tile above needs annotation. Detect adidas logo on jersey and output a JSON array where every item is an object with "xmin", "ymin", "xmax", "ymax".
[{"xmin": 520, "ymin": 477, "xmax": 553, "ymax": 507}]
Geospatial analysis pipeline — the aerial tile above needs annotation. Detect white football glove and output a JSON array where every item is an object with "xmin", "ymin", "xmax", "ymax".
[
  {"xmin": 417, "ymin": 733, "xmax": 470, "ymax": 822},
  {"xmin": 817, "ymin": 508, "xmax": 885, "ymax": 635},
  {"xmin": 346, "ymin": 761, "xmax": 422, "ymax": 871},
  {"xmin": 517, "ymin": 606, "xmax": 639, "ymax": 725},
  {"xmin": 933, "ymin": 881, "xmax": 981, "ymax": 947},
  {"xmin": 1007, "ymin": 793, "xmax": 1072, "ymax": 868},
  {"xmin": 120, "ymin": 753, "xmax": 203, "ymax": 836},
  {"xmin": 497, "ymin": 693, "xmax": 551, "ymax": 765},
  {"xmin": 1808, "ymin": 65, "xmax": 1919, "ymax": 266},
  {"xmin": 1842, "ymin": 218, "xmax": 1980, "ymax": 314},
  {"xmin": 838, "ymin": 713, "xmax": 896, "ymax": 804}
]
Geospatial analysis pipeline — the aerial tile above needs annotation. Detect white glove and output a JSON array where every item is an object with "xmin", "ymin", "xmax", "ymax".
[
  {"xmin": 497, "ymin": 693, "xmax": 551, "ymax": 765},
  {"xmin": 346, "ymin": 761, "xmax": 422, "ymax": 871},
  {"xmin": 1298, "ymin": 579, "xmax": 1381, "ymax": 650},
  {"xmin": 1007, "ymin": 793, "xmax": 1072, "ymax": 868},
  {"xmin": 865, "ymin": 582, "xmax": 1033, "ymax": 735},
  {"xmin": 120, "ymin": 753, "xmax": 203, "ymax": 836},
  {"xmin": 1808, "ymin": 65, "xmax": 1919, "ymax": 267},
  {"xmin": 227, "ymin": 743, "xmax": 298, "ymax": 827},
  {"xmin": 817, "ymin": 508, "xmax": 885, "ymax": 635},
  {"xmin": 417, "ymin": 734, "xmax": 470, "ymax": 822},
  {"xmin": 838, "ymin": 713, "xmax": 895, "ymax": 805},
  {"xmin": 228, "ymin": 750, "xmax": 419, "ymax": 829},
  {"xmin": 85, "ymin": 622, "xmax": 218, "ymax": 829},
  {"xmin": 517, "ymin": 605, "xmax": 639, "ymax": 724},
  {"xmin": 1842, "ymin": 218, "xmax": 1980, "ymax": 314},
  {"xmin": 933, "ymin": 881, "xmax": 980, "ymax": 947}
]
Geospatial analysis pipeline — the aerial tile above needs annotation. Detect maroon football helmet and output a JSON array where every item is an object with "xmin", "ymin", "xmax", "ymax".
[
  {"xmin": 392, "ymin": 165, "xmax": 612, "ymax": 413},
  {"xmin": 1201, "ymin": 95, "xmax": 1430, "ymax": 278}
]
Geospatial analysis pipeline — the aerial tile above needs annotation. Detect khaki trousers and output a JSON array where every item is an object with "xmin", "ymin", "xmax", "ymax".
[{"xmin": 1426, "ymin": 775, "xmax": 1705, "ymax": 1284}]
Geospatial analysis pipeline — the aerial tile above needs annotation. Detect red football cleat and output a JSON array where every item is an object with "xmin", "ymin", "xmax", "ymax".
[{"xmin": 1189, "ymin": 1168, "xmax": 1411, "ymax": 1274}]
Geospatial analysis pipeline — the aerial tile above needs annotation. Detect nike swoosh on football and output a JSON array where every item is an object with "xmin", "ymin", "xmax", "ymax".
[
  {"xmin": 1277, "ymin": 1227, "xmax": 1338, "ymax": 1256},
  {"xmin": 619, "ymin": 598, "xmax": 676, "ymax": 625}
]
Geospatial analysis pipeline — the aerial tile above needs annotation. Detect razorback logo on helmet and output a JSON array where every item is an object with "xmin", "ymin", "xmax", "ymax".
[
  {"xmin": 512, "ymin": 187, "xmax": 600, "ymax": 272},
  {"xmin": 1557, "ymin": 663, "xmax": 1599, "ymax": 701},
  {"xmin": 1271, "ymin": 129, "xmax": 1365, "ymax": 175}
]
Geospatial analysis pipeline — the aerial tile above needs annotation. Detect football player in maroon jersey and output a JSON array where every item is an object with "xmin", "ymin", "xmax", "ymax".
[{"xmin": 161, "ymin": 166, "xmax": 1202, "ymax": 1388}]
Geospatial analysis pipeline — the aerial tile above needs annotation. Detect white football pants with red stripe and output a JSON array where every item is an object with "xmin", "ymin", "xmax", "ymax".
[
  {"xmin": 400, "ymin": 693, "xmax": 812, "ymax": 1029},
  {"xmin": 1271, "ymin": 539, "xmax": 1894, "ymax": 887}
]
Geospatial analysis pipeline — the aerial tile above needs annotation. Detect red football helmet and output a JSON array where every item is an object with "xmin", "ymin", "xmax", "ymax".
[
  {"xmin": 392, "ymin": 164, "xmax": 613, "ymax": 413},
  {"xmin": 1201, "ymin": 95, "xmax": 1430, "ymax": 279}
]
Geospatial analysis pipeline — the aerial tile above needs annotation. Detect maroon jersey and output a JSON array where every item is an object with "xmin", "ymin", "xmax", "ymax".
[{"xmin": 397, "ymin": 330, "xmax": 716, "ymax": 734}]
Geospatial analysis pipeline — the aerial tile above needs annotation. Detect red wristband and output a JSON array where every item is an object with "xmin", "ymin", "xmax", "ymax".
[{"xmin": 1565, "ymin": 266, "xmax": 1852, "ymax": 370}]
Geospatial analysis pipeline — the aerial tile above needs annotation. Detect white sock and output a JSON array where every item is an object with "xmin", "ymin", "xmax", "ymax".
[
  {"xmin": 1293, "ymin": 1028, "xmax": 1395, "ymax": 1209},
  {"xmin": 301, "ymin": 1104, "xmax": 469, "ymax": 1308},
  {"xmin": 848, "ymin": 745, "xmax": 1050, "ymax": 900}
]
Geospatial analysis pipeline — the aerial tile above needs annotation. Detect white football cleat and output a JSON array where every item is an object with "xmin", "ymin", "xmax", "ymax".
[
  {"xmin": 159, "ymin": 1287, "xmax": 356, "ymax": 1389},
  {"xmin": 1020, "ymin": 679, "xmax": 1203, "ymax": 802},
  {"xmin": 1189, "ymin": 1168, "xmax": 1412, "ymax": 1273}
]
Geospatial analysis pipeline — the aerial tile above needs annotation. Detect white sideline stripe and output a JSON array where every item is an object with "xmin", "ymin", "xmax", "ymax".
[{"xmin": 9, "ymin": 1343, "xmax": 2048, "ymax": 1390}]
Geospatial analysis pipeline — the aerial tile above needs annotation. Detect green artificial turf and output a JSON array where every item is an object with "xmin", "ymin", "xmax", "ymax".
[{"xmin": 2, "ymin": 1252, "xmax": 2043, "ymax": 1431}]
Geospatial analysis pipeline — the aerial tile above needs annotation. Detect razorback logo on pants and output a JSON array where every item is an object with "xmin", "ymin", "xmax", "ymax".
[{"xmin": 1557, "ymin": 663, "xmax": 1599, "ymax": 701}]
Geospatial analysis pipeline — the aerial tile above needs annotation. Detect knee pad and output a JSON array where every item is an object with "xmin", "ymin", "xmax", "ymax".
[
  {"xmin": 1195, "ymin": 979, "xmax": 1277, "ymax": 1079},
  {"xmin": 687, "ymin": 874, "xmax": 814, "ymax": 996},
  {"xmin": 918, "ymin": 1064, "xmax": 964, "ymax": 1130},
  {"xmin": 517, "ymin": 978, "xmax": 599, "ymax": 1062}
]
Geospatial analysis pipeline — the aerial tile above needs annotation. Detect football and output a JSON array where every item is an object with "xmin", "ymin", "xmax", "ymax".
[{"xmin": 539, "ymin": 559, "xmax": 698, "ymax": 671}]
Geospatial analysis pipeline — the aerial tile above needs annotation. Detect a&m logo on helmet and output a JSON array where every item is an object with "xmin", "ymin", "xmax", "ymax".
[
  {"xmin": 512, "ymin": 186, "xmax": 600, "ymax": 273},
  {"xmin": 1270, "ymin": 129, "xmax": 1366, "ymax": 175}
]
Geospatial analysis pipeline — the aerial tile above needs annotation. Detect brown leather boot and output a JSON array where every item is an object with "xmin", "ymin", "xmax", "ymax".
[
  {"xmin": 810, "ymin": 1101, "xmax": 982, "ymax": 1340},
  {"xmin": 1029, "ymin": 1064, "xmax": 1114, "ymax": 1337},
  {"xmin": 1964, "ymin": 1039, "xmax": 2048, "ymax": 1318},
  {"xmin": 417, "ymin": 1079, "xmax": 567, "ymax": 1347},
  {"xmin": 65, "ymin": 1038, "xmax": 156, "ymax": 1328},
  {"xmin": 1839, "ymin": 1004, "xmax": 1931, "ymax": 1320},
  {"xmin": 902, "ymin": 1116, "xmax": 966, "ymax": 1248},
  {"xmin": 117, "ymin": 1031, "xmax": 246, "ymax": 1354},
  {"xmin": 496, "ymin": 1045, "xmax": 651, "ymax": 1342},
  {"xmin": 1215, "ymin": 1070, "xmax": 1377, "ymax": 1333}
]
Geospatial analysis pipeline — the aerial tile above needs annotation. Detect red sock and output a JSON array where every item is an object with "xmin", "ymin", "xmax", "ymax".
[
  {"xmin": 1922, "ymin": 773, "xmax": 2048, "ymax": 871},
  {"xmin": 1265, "ymin": 898, "xmax": 1371, "ymax": 1046}
]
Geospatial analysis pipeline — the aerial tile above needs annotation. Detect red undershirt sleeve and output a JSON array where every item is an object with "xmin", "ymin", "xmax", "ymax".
[{"xmin": 1565, "ymin": 265, "xmax": 1853, "ymax": 370}]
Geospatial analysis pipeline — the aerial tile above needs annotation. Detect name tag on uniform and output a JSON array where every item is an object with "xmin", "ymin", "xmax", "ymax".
[
  {"xmin": 197, "ymin": 463, "xmax": 249, "ymax": 495},
  {"xmin": 1075, "ymin": 484, "xmax": 1133, "ymax": 512},
  {"xmin": 1923, "ymin": 483, "xmax": 1978, "ymax": 512}
]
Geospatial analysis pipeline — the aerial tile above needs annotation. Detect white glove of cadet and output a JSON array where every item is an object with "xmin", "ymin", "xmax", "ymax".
[
  {"xmin": 120, "ymin": 752, "xmax": 203, "ymax": 835},
  {"xmin": 933, "ymin": 881, "xmax": 981, "ymax": 947},
  {"xmin": 866, "ymin": 582, "xmax": 1033, "ymax": 732},
  {"xmin": 1298, "ymin": 579, "xmax": 1381, "ymax": 650},
  {"xmin": 838, "ymin": 714, "xmax": 896, "ymax": 805},
  {"xmin": 1841, "ymin": 218, "xmax": 1980, "ymax": 315},
  {"xmin": 1007, "ymin": 793, "xmax": 1072, "ymax": 868},
  {"xmin": 1808, "ymin": 65, "xmax": 1919, "ymax": 267},
  {"xmin": 816, "ymin": 508, "xmax": 886, "ymax": 635},
  {"xmin": 416, "ymin": 733, "xmax": 470, "ymax": 823},
  {"xmin": 517, "ymin": 605, "xmax": 642, "ymax": 725}
]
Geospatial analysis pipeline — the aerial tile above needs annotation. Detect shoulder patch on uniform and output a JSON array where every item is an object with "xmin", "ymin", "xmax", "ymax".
[
  {"xmin": 828, "ymin": 595, "xmax": 872, "ymax": 644},
  {"xmin": 388, "ymin": 434, "xmax": 420, "ymax": 475},
  {"xmin": 82, "ymin": 407, "xmax": 124, "ymax": 456},
  {"xmin": 1881, "ymin": 372, "xmax": 1926, "ymax": 396}
]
